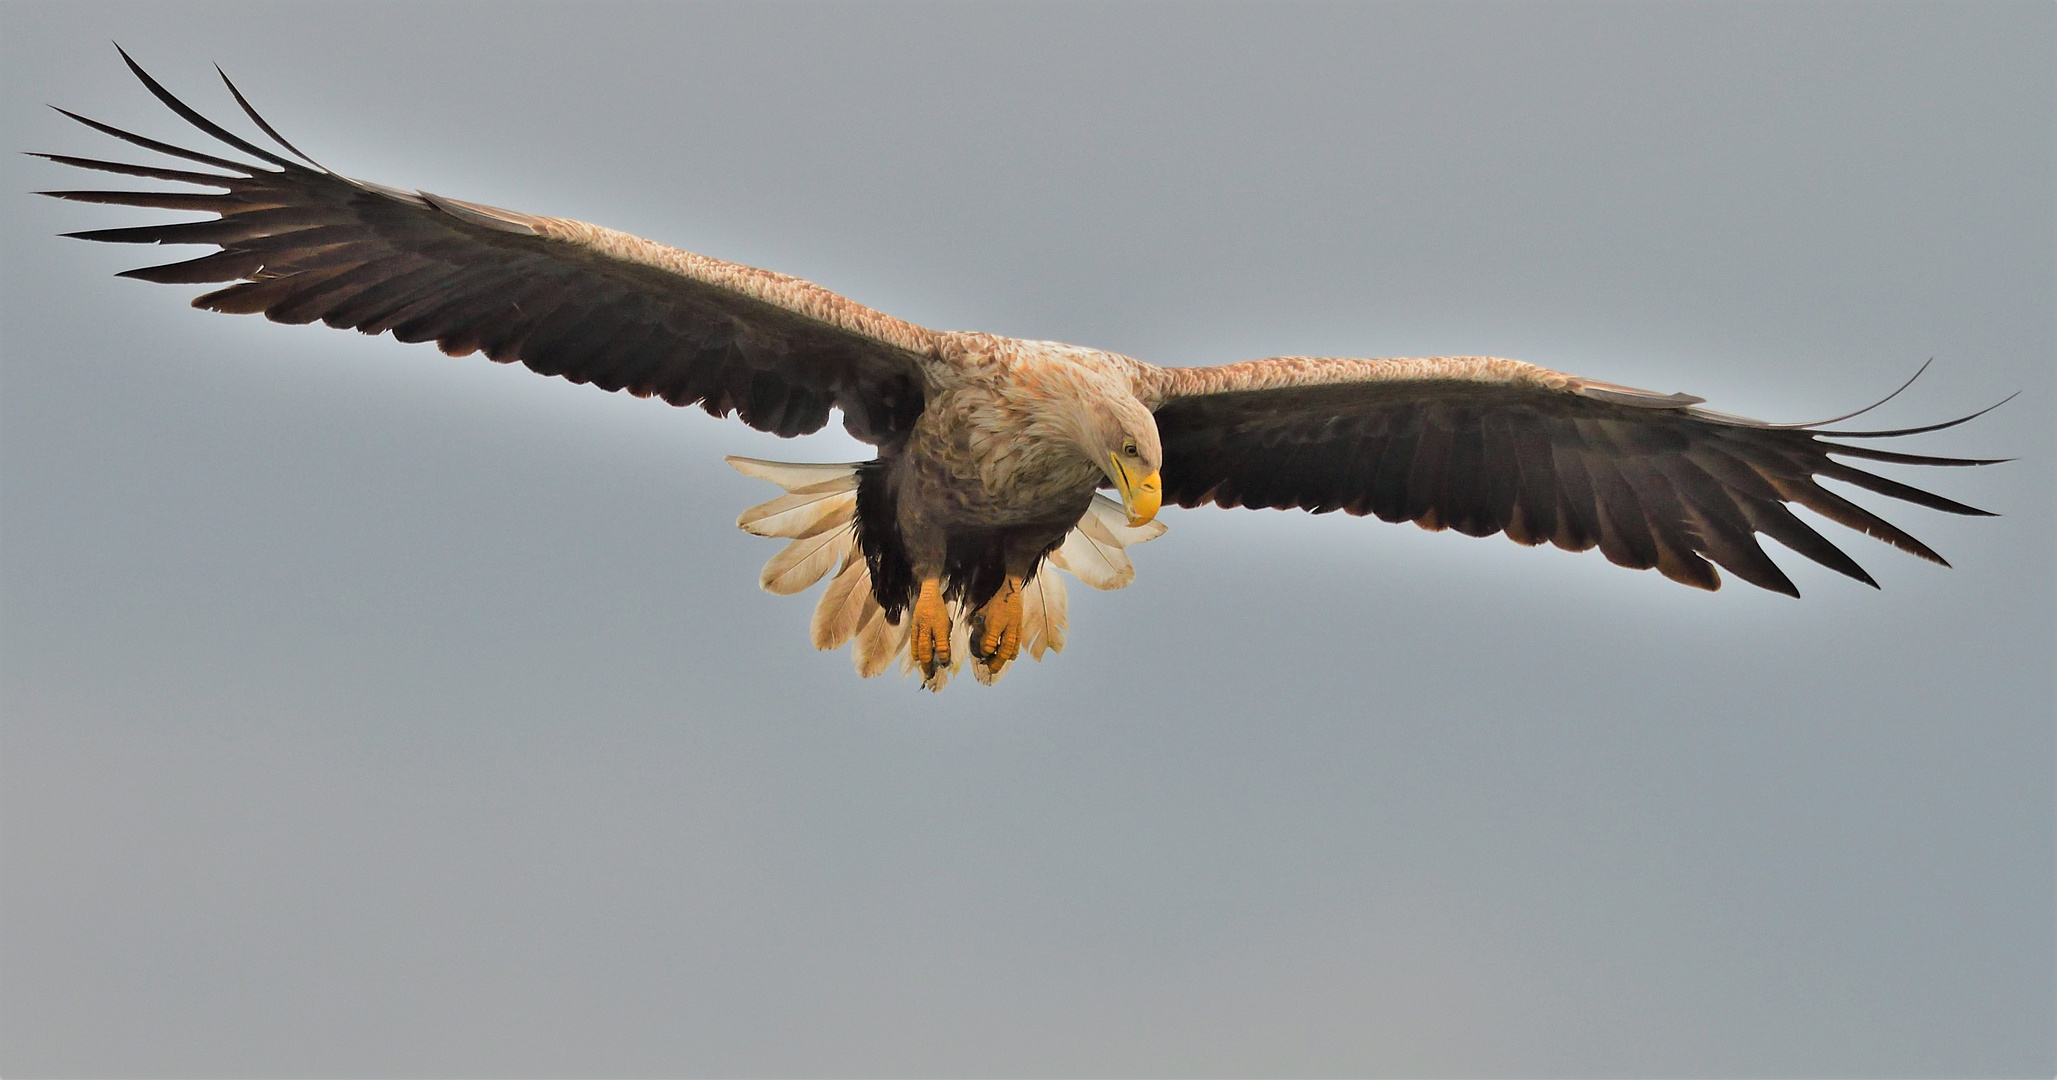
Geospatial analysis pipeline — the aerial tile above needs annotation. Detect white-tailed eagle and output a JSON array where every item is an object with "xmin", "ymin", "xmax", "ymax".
[{"xmin": 40, "ymin": 51, "xmax": 2005, "ymax": 689}]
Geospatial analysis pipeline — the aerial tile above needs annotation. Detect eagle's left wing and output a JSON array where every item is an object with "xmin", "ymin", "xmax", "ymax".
[{"xmin": 1139, "ymin": 355, "xmax": 2003, "ymax": 595}]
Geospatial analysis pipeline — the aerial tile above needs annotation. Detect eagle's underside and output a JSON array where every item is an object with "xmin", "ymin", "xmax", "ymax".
[{"xmin": 38, "ymin": 49, "xmax": 2007, "ymax": 689}]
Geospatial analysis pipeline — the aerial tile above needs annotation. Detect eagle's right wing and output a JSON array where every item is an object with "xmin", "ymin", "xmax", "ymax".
[{"xmin": 39, "ymin": 49, "xmax": 935, "ymax": 442}]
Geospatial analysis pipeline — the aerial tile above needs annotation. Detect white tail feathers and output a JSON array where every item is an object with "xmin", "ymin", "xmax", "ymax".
[
  {"xmin": 810, "ymin": 557, "xmax": 871, "ymax": 650},
  {"xmin": 726, "ymin": 456, "xmax": 1165, "ymax": 689},
  {"xmin": 1021, "ymin": 569, "xmax": 1067, "ymax": 660},
  {"xmin": 1047, "ymin": 494, "xmax": 1168, "ymax": 589},
  {"xmin": 851, "ymin": 593, "xmax": 909, "ymax": 679},
  {"xmin": 758, "ymin": 526, "xmax": 850, "ymax": 595},
  {"xmin": 732, "ymin": 466, "xmax": 860, "ymax": 595},
  {"xmin": 726, "ymin": 458, "xmax": 866, "ymax": 491},
  {"xmin": 737, "ymin": 482, "xmax": 859, "ymax": 540}
]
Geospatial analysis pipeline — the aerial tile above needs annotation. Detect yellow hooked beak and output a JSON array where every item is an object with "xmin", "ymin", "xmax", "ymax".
[{"xmin": 1110, "ymin": 453, "xmax": 1162, "ymax": 527}]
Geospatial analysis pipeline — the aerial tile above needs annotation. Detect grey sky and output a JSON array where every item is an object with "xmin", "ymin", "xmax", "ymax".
[{"xmin": 3, "ymin": 2, "xmax": 2050, "ymax": 1076}]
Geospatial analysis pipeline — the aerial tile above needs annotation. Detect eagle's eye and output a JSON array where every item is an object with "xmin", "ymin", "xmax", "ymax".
[{"xmin": 1122, "ymin": 440, "xmax": 1139, "ymax": 457}]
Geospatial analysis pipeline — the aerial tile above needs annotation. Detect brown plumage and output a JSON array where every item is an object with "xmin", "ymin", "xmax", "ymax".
[
  {"xmin": 41, "ymin": 50, "xmax": 2005, "ymax": 689},
  {"xmin": 1139, "ymin": 356, "xmax": 2000, "ymax": 596}
]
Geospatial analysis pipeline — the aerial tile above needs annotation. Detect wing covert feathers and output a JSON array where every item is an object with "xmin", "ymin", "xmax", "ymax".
[
  {"xmin": 1146, "ymin": 356, "xmax": 2000, "ymax": 596},
  {"xmin": 42, "ymin": 52, "xmax": 936, "ymax": 442},
  {"xmin": 730, "ymin": 458, "xmax": 1158, "ymax": 689}
]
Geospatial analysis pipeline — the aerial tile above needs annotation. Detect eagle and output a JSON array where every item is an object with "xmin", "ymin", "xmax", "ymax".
[{"xmin": 40, "ymin": 51, "xmax": 2004, "ymax": 689}]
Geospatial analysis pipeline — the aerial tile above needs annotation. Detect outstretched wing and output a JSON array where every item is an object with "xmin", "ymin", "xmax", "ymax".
[
  {"xmin": 37, "ymin": 49, "xmax": 933, "ymax": 442},
  {"xmin": 1141, "ymin": 355, "xmax": 2003, "ymax": 595}
]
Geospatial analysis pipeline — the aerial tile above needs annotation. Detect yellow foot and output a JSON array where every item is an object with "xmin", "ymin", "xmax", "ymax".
[
  {"xmin": 909, "ymin": 578, "xmax": 951, "ymax": 676},
  {"xmin": 972, "ymin": 575, "xmax": 1024, "ymax": 671}
]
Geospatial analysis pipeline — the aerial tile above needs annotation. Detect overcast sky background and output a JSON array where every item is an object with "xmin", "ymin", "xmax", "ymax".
[{"xmin": 3, "ymin": 3, "xmax": 2050, "ymax": 1076}]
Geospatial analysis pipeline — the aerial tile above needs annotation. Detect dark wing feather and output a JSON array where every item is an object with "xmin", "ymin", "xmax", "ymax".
[
  {"xmin": 38, "ymin": 50, "xmax": 933, "ymax": 442},
  {"xmin": 1144, "ymin": 357, "xmax": 2002, "ymax": 595}
]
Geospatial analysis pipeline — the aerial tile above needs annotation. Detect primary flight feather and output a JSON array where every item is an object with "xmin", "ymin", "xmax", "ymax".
[{"xmin": 40, "ymin": 50, "xmax": 2004, "ymax": 689}]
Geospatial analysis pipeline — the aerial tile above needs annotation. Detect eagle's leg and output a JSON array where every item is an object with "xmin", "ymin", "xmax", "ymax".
[
  {"xmin": 972, "ymin": 575, "xmax": 1024, "ymax": 670},
  {"xmin": 909, "ymin": 578, "xmax": 951, "ymax": 674}
]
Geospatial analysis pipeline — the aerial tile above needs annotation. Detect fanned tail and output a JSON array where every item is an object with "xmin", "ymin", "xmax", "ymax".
[{"xmin": 728, "ymin": 456, "xmax": 1165, "ymax": 689}]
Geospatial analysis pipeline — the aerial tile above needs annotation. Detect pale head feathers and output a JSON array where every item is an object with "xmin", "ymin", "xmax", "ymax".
[{"xmin": 934, "ymin": 335, "xmax": 1163, "ymax": 497}]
